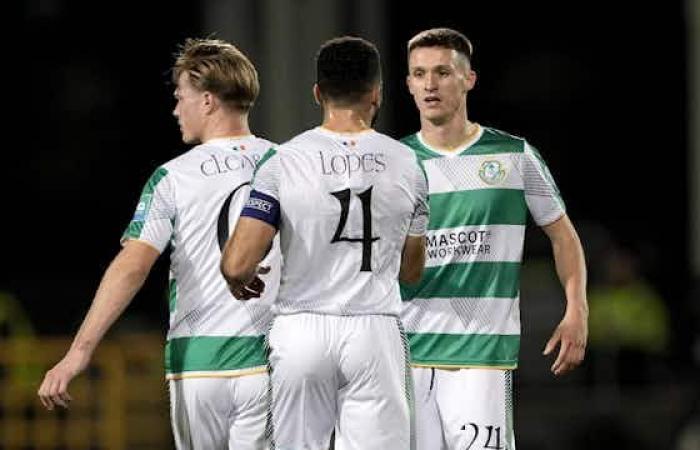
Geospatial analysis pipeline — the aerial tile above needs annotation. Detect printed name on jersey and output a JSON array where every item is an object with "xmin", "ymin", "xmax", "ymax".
[
  {"xmin": 319, "ymin": 151, "xmax": 386, "ymax": 176},
  {"xmin": 478, "ymin": 160, "xmax": 506, "ymax": 185},
  {"xmin": 132, "ymin": 193, "xmax": 152, "ymax": 221},
  {"xmin": 426, "ymin": 229, "xmax": 492, "ymax": 262},
  {"xmin": 200, "ymin": 153, "xmax": 260, "ymax": 177}
]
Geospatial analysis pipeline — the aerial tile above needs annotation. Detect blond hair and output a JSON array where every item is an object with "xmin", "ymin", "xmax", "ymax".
[{"xmin": 173, "ymin": 38, "xmax": 259, "ymax": 112}]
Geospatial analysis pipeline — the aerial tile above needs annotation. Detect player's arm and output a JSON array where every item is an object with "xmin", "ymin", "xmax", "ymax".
[
  {"xmin": 221, "ymin": 149, "xmax": 281, "ymax": 300},
  {"xmin": 400, "ymin": 235, "xmax": 426, "ymax": 284},
  {"xmin": 221, "ymin": 216, "xmax": 276, "ymax": 300},
  {"xmin": 521, "ymin": 143, "xmax": 587, "ymax": 375},
  {"xmin": 38, "ymin": 240, "xmax": 159, "ymax": 410},
  {"xmin": 400, "ymin": 158, "xmax": 430, "ymax": 284},
  {"xmin": 541, "ymin": 214, "xmax": 588, "ymax": 375}
]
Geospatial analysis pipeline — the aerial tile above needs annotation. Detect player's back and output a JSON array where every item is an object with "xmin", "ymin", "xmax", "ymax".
[
  {"xmin": 123, "ymin": 136, "xmax": 280, "ymax": 377},
  {"xmin": 256, "ymin": 127, "xmax": 424, "ymax": 316}
]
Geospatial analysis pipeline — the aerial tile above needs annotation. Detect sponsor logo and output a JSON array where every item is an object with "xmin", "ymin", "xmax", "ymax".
[
  {"xmin": 479, "ymin": 160, "xmax": 506, "ymax": 185},
  {"xmin": 426, "ymin": 229, "xmax": 492, "ymax": 259}
]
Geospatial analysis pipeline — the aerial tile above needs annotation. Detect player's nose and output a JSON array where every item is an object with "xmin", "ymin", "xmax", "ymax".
[{"xmin": 424, "ymin": 73, "xmax": 438, "ymax": 90}]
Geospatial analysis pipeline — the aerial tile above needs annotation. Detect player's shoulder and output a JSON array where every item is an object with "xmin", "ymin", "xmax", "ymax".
[
  {"xmin": 369, "ymin": 130, "xmax": 418, "ymax": 158},
  {"xmin": 280, "ymin": 127, "xmax": 326, "ymax": 149},
  {"xmin": 477, "ymin": 125, "xmax": 528, "ymax": 153},
  {"xmin": 399, "ymin": 132, "xmax": 421, "ymax": 149},
  {"xmin": 267, "ymin": 128, "xmax": 330, "ymax": 161},
  {"xmin": 145, "ymin": 148, "xmax": 198, "ymax": 181},
  {"xmin": 244, "ymin": 136, "xmax": 278, "ymax": 156},
  {"xmin": 147, "ymin": 149, "xmax": 186, "ymax": 178},
  {"xmin": 159, "ymin": 141, "xmax": 216, "ymax": 170}
]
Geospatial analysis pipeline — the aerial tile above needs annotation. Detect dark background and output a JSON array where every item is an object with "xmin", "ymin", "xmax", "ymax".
[{"xmin": 11, "ymin": 1, "xmax": 698, "ymax": 449}]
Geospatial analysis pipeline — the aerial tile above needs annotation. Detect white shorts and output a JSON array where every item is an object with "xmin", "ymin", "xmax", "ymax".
[
  {"xmin": 169, "ymin": 374, "xmax": 269, "ymax": 450},
  {"xmin": 268, "ymin": 313, "xmax": 412, "ymax": 450},
  {"xmin": 412, "ymin": 367, "xmax": 515, "ymax": 450}
]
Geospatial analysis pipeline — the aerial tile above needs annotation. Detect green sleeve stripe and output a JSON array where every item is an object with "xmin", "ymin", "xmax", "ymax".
[
  {"xmin": 122, "ymin": 167, "xmax": 169, "ymax": 240},
  {"xmin": 165, "ymin": 335, "xmax": 267, "ymax": 374},
  {"xmin": 474, "ymin": 128, "xmax": 525, "ymax": 154},
  {"xmin": 168, "ymin": 278, "xmax": 177, "ymax": 313},
  {"xmin": 429, "ymin": 189, "xmax": 527, "ymax": 229},
  {"xmin": 401, "ymin": 261, "xmax": 521, "ymax": 300},
  {"xmin": 407, "ymin": 332, "xmax": 519, "ymax": 367},
  {"xmin": 253, "ymin": 147, "xmax": 277, "ymax": 176}
]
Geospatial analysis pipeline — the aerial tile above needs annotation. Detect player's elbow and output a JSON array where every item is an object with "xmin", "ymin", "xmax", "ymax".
[
  {"xmin": 220, "ymin": 252, "xmax": 255, "ymax": 287},
  {"xmin": 220, "ymin": 257, "xmax": 243, "ymax": 285}
]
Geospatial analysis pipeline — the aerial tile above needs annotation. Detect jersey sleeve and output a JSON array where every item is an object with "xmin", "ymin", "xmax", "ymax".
[
  {"xmin": 408, "ymin": 157, "xmax": 430, "ymax": 236},
  {"xmin": 241, "ymin": 149, "xmax": 281, "ymax": 228},
  {"xmin": 121, "ymin": 166, "xmax": 175, "ymax": 252},
  {"xmin": 522, "ymin": 142, "xmax": 566, "ymax": 226}
]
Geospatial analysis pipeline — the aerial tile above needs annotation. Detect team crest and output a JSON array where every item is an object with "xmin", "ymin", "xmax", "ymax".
[{"xmin": 479, "ymin": 160, "xmax": 506, "ymax": 185}]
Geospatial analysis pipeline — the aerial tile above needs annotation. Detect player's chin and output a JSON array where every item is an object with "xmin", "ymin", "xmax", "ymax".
[{"xmin": 420, "ymin": 108, "xmax": 445, "ymax": 121}]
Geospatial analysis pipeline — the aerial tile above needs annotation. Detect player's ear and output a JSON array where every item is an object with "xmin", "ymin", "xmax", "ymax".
[
  {"xmin": 464, "ymin": 69, "xmax": 477, "ymax": 93},
  {"xmin": 371, "ymin": 83, "xmax": 382, "ymax": 110},
  {"xmin": 313, "ymin": 84, "xmax": 322, "ymax": 106},
  {"xmin": 202, "ymin": 91, "xmax": 216, "ymax": 114}
]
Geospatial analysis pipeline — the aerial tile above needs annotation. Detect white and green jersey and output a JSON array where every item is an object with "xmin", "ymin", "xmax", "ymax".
[
  {"xmin": 245, "ymin": 127, "xmax": 429, "ymax": 316},
  {"xmin": 121, "ymin": 136, "xmax": 280, "ymax": 379},
  {"xmin": 400, "ymin": 125, "xmax": 565, "ymax": 368}
]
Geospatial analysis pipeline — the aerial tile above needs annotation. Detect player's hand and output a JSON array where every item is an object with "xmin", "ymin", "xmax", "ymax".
[
  {"xmin": 230, "ymin": 266, "xmax": 270, "ymax": 301},
  {"xmin": 543, "ymin": 308, "xmax": 587, "ymax": 376},
  {"xmin": 38, "ymin": 350, "xmax": 90, "ymax": 410}
]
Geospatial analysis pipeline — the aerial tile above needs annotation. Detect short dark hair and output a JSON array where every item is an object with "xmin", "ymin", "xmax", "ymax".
[
  {"xmin": 316, "ymin": 36, "xmax": 381, "ymax": 105},
  {"xmin": 408, "ymin": 28, "xmax": 473, "ymax": 62}
]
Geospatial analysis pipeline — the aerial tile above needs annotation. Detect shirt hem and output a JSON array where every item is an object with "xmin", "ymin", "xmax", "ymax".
[{"xmin": 165, "ymin": 366, "xmax": 268, "ymax": 380}]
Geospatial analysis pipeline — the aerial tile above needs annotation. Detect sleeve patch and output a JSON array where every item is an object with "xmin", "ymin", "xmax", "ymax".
[{"xmin": 241, "ymin": 189, "xmax": 280, "ymax": 228}]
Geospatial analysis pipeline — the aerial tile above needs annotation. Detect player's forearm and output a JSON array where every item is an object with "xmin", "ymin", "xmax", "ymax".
[
  {"xmin": 551, "ymin": 230, "xmax": 588, "ymax": 317},
  {"xmin": 399, "ymin": 235, "xmax": 426, "ymax": 284},
  {"xmin": 69, "ymin": 253, "xmax": 151, "ymax": 357},
  {"xmin": 399, "ymin": 264, "xmax": 422, "ymax": 284},
  {"xmin": 220, "ymin": 239, "xmax": 257, "ymax": 288},
  {"xmin": 221, "ymin": 217, "xmax": 275, "ymax": 288}
]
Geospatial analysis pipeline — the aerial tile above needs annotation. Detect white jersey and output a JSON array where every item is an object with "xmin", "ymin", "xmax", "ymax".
[
  {"xmin": 121, "ymin": 136, "xmax": 280, "ymax": 379},
  {"xmin": 243, "ymin": 127, "xmax": 428, "ymax": 316}
]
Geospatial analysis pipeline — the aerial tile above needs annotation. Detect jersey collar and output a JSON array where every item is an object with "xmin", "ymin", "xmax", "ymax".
[{"xmin": 417, "ymin": 124, "xmax": 484, "ymax": 157}]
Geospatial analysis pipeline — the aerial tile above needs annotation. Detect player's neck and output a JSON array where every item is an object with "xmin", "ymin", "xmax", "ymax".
[
  {"xmin": 420, "ymin": 113, "xmax": 476, "ymax": 151},
  {"xmin": 202, "ymin": 114, "xmax": 252, "ymax": 141},
  {"xmin": 321, "ymin": 107, "xmax": 372, "ymax": 133}
]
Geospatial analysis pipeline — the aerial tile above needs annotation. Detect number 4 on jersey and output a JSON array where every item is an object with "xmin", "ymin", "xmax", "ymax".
[{"xmin": 330, "ymin": 187, "xmax": 380, "ymax": 272}]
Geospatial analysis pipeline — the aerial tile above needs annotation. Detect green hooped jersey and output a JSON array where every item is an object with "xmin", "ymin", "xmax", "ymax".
[
  {"xmin": 400, "ymin": 125, "xmax": 565, "ymax": 369},
  {"xmin": 121, "ymin": 136, "xmax": 281, "ymax": 379}
]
